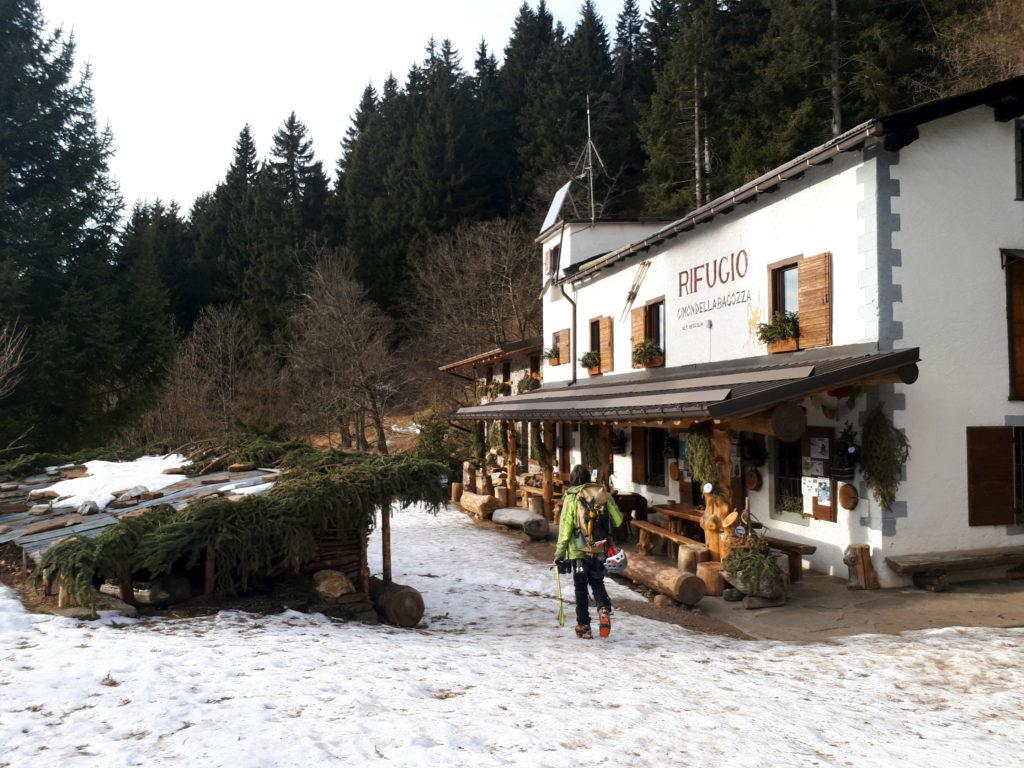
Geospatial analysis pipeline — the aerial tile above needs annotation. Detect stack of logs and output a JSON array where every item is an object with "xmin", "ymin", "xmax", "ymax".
[{"xmin": 304, "ymin": 535, "xmax": 372, "ymax": 613}]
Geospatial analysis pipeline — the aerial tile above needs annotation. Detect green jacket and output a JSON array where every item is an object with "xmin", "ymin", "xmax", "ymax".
[{"xmin": 554, "ymin": 484, "xmax": 623, "ymax": 561}]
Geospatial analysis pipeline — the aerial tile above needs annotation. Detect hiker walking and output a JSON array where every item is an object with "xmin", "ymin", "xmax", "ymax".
[{"xmin": 554, "ymin": 464, "xmax": 627, "ymax": 639}]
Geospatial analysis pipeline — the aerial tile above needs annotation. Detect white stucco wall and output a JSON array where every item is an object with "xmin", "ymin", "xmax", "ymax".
[
  {"xmin": 538, "ymin": 106, "xmax": 1024, "ymax": 586},
  {"xmin": 883, "ymin": 108, "xmax": 1024, "ymax": 565},
  {"xmin": 543, "ymin": 151, "xmax": 876, "ymax": 384}
]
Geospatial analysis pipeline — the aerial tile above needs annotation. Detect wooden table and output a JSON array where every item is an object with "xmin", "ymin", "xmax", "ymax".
[{"xmin": 519, "ymin": 484, "xmax": 562, "ymax": 510}]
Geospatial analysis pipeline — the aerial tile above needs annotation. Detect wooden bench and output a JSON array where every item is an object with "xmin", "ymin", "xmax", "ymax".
[
  {"xmin": 765, "ymin": 537, "xmax": 817, "ymax": 582},
  {"xmin": 886, "ymin": 546, "xmax": 1024, "ymax": 591},
  {"xmin": 632, "ymin": 520, "xmax": 704, "ymax": 558}
]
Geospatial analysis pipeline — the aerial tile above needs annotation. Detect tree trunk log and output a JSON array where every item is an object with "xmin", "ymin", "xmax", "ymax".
[
  {"xmin": 460, "ymin": 492, "xmax": 498, "ymax": 519},
  {"xmin": 622, "ymin": 552, "xmax": 705, "ymax": 606},
  {"xmin": 450, "ymin": 482, "xmax": 463, "ymax": 503},
  {"xmin": 527, "ymin": 496, "xmax": 545, "ymax": 519},
  {"xmin": 697, "ymin": 561, "xmax": 725, "ymax": 597},
  {"xmin": 677, "ymin": 545, "xmax": 710, "ymax": 574},
  {"xmin": 369, "ymin": 576, "xmax": 424, "ymax": 627},
  {"xmin": 495, "ymin": 486, "xmax": 510, "ymax": 507},
  {"xmin": 492, "ymin": 507, "xmax": 549, "ymax": 541},
  {"xmin": 476, "ymin": 475, "xmax": 494, "ymax": 496}
]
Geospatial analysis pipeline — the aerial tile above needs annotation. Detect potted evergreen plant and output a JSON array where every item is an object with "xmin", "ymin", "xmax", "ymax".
[
  {"xmin": 580, "ymin": 350, "xmax": 602, "ymax": 376},
  {"xmin": 632, "ymin": 339, "xmax": 664, "ymax": 368},
  {"xmin": 756, "ymin": 311, "xmax": 799, "ymax": 353},
  {"xmin": 516, "ymin": 375, "xmax": 540, "ymax": 394},
  {"xmin": 544, "ymin": 345, "xmax": 560, "ymax": 365},
  {"xmin": 722, "ymin": 534, "xmax": 786, "ymax": 600}
]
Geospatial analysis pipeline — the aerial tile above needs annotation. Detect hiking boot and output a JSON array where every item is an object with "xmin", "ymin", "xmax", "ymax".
[
  {"xmin": 598, "ymin": 607, "xmax": 611, "ymax": 638},
  {"xmin": 575, "ymin": 625, "xmax": 593, "ymax": 639}
]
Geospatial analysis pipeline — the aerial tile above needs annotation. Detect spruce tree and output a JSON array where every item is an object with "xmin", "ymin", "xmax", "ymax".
[{"xmin": 0, "ymin": 0, "xmax": 174, "ymax": 447}]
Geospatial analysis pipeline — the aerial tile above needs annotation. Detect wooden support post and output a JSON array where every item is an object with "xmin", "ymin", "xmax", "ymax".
[
  {"xmin": 204, "ymin": 548, "xmax": 216, "ymax": 597},
  {"xmin": 542, "ymin": 422, "xmax": 555, "ymax": 521},
  {"xmin": 118, "ymin": 566, "xmax": 137, "ymax": 606},
  {"xmin": 360, "ymin": 533, "xmax": 371, "ymax": 594},
  {"xmin": 506, "ymin": 421, "xmax": 518, "ymax": 503},
  {"xmin": 382, "ymin": 507, "xmax": 392, "ymax": 585},
  {"xmin": 599, "ymin": 424, "xmax": 612, "ymax": 486},
  {"xmin": 21, "ymin": 549, "xmax": 28, "ymax": 577}
]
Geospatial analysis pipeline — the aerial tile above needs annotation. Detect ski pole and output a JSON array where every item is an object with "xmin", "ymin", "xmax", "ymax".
[{"xmin": 555, "ymin": 567, "xmax": 565, "ymax": 627}]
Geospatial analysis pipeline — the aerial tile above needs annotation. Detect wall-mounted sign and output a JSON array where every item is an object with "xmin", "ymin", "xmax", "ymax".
[{"xmin": 678, "ymin": 250, "xmax": 749, "ymax": 297}]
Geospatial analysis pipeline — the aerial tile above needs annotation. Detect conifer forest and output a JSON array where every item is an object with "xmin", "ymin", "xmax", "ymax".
[{"xmin": 1, "ymin": 0, "xmax": 1020, "ymax": 453}]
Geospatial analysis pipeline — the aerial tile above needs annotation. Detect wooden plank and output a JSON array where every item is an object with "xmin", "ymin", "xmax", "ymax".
[
  {"xmin": 599, "ymin": 316, "xmax": 614, "ymax": 373},
  {"xmin": 966, "ymin": 427, "xmax": 1015, "ymax": 526},
  {"xmin": 765, "ymin": 536, "xmax": 817, "ymax": 555},
  {"xmin": 631, "ymin": 519, "xmax": 704, "ymax": 548},
  {"xmin": 630, "ymin": 307, "xmax": 645, "ymax": 368},
  {"xmin": 542, "ymin": 422, "xmax": 554, "ymax": 521},
  {"xmin": 557, "ymin": 329, "xmax": 570, "ymax": 367},
  {"xmin": 886, "ymin": 546, "xmax": 1024, "ymax": 574},
  {"xmin": 797, "ymin": 252, "xmax": 832, "ymax": 349},
  {"xmin": 631, "ymin": 427, "xmax": 646, "ymax": 484}
]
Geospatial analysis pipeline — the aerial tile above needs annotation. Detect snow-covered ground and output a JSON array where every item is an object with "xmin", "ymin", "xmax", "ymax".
[
  {"xmin": 2, "ymin": 505, "xmax": 1023, "ymax": 767},
  {"xmin": 34, "ymin": 454, "xmax": 189, "ymax": 510}
]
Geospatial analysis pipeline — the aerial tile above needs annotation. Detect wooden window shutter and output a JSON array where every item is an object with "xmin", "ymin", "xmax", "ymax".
[
  {"xmin": 599, "ymin": 316, "xmax": 614, "ymax": 373},
  {"xmin": 630, "ymin": 307, "xmax": 645, "ymax": 368},
  {"xmin": 558, "ymin": 328, "xmax": 570, "ymax": 366},
  {"xmin": 1008, "ymin": 261, "xmax": 1024, "ymax": 397},
  {"xmin": 797, "ymin": 252, "xmax": 832, "ymax": 349},
  {"xmin": 967, "ymin": 427, "xmax": 1015, "ymax": 526},
  {"xmin": 631, "ymin": 427, "xmax": 647, "ymax": 484}
]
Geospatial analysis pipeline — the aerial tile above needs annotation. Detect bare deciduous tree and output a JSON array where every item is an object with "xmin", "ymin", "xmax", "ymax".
[
  {"xmin": 0, "ymin": 321, "xmax": 26, "ymax": 402},
  {"xmin": 0, "ymin": 321, "xmax": 29, "ymax": 454},
  {"xmin": 410, "ymin": 218, "xmax": 542, "ymax": 367},
  {"xmin": 291, "ymin": 251, "xmax": 401, "ymax": 454},
  {"xmin": 933, "ymin": 0, "xmax": 1024, "ymax": 94}
]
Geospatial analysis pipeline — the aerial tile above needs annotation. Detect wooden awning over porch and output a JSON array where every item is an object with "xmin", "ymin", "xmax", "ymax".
[{"xmin": 451, "ymin": 344, "xmax": 920, "ymax": 425}]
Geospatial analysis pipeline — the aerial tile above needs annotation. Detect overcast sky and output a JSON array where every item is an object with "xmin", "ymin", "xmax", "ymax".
[{"xmin": 41, "ymin": 0, "xmax": 640, "ymax": 212}]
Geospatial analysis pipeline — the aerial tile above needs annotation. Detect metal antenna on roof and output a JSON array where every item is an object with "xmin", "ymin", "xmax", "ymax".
[{"xmin": 574, "ymin": 94, "xmax": 607, "ymax": 224}]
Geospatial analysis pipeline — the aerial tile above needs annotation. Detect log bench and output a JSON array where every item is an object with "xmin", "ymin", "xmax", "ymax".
[
  {"xmin": 765, "ymin": 537, "xmax": 816, "ymax": 582},
  {"xmin": 886, "ymin": 545, "xmax": 1024, "ymax": 591},
  {"xmin": 632, "ymin": 520, "xmax": 704, "ymax": 558}
]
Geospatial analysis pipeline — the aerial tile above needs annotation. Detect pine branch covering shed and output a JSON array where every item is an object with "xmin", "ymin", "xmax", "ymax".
[{"xmin": 35, "ymin": 455, "xmax": 449, "ymax": 607}]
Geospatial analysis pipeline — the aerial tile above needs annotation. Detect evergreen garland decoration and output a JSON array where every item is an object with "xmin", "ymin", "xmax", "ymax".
[
  {"xmin": 35, "ymin": 455, "xmax": 449, "ymax": 607},
  {"xmin": 685, "ymin": 425, "xmax": 719, "ymax": 492},
  {"xmin": 581, "ymin": 425, "xmax": 602, "ymax": 469},
  {"xmin": 861, "ymin": 408, "xmax": 910, "ymax": 512}
]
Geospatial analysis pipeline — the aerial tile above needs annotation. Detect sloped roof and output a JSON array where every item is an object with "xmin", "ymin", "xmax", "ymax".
[
  {"xmin": 566, "ymin": 75, "xmax": 1024, "ymax": 285},
  {"xmin": 452, "ymin": 345, "xmax": 920, "ymax": 423},
  {"xmin": 439, "ymin": 338, "xmax": 543, "ymax": 374}
]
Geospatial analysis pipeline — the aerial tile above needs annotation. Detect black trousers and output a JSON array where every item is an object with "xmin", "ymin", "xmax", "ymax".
[{"xmin": 573, "ymin": 557, "xmax": 611, "ymax": 627}]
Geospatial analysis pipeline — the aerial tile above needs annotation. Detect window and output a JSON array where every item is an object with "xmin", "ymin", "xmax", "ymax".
[
  {"xmin": 773, "ymin": 265, "xmax": 799, "ymax": 315},
  {"xmin": 767, "ymin": 254, "xmax": 832, "ymax": 352},
  {"xmin": 1016, "ymin": 120, "xmax": 1023, "ymax": 201},
  {"xmin": 589, "ymin": 319, "xmax": 601, "ymax": 353},
  {"xmin": 631, "ymin": 299, "xmax": 665, "ymax": 367},
  {"xmin": 966, "ymin": 426, "xmax": 1018, "ymax": 526},
  {"xmin": 1006, "ymin": 252, "xmax": 1024, "ymax": 398},
  {"xmin": 551, "ymin": 328, "xmax": 570, "ymax": 366},
  {"xmin": 645, "ymin": 300, "xmax": 664, "ymax": 349},
  {"xmin": 631, "ymin": 427, "xmax": 667, "ymax": 485},
  {"xmin": 547, "ymin": 245, "xmax": 561, "ymax": 275},
  {"xmin": 646, "ymin": 428, "xmax": 667, "ymax": 486},
  {"xmin": 774, "ymin": 438, "xmax": 803, "ymax": 516}
]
